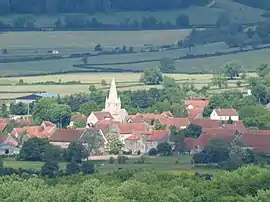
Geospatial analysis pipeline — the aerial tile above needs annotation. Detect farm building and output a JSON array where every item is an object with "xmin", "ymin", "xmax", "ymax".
[{"xmin": 15, "ymin": 93, "xmax": 57, "ymax": 104}]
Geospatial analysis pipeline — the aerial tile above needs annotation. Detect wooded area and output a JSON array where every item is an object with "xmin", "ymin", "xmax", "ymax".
[{"xmin": 0, "ymin": 0, "xmax": 211, "ymax": 14}]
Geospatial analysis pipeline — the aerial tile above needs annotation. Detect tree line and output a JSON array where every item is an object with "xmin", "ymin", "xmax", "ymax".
[
  {"xmin": 1, "ymin": 164, "xmax": 270, "ymax": 201},
  {"xmin": 0, "ymin": 0, "xmax": 211, "ymax": 14}
]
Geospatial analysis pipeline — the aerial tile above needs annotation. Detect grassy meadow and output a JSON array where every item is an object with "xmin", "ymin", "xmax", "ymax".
[
  {"xmin": 0, "ymin": 43, "xmax": 268, "ymax": 77},
  {"xmin": 0, "ymin": 0, "xmax": 265, "ymax": 27},
  {"xmin": 0, "ymin": 30, "xmax": 190, "ymax": 49},
  {"xmin": 0, "ymin": 72, "xmax": 248, "ymax": 99},
  {"xmin": 3, "ymin": 156, "xmax": 217, "ymax": 174}
]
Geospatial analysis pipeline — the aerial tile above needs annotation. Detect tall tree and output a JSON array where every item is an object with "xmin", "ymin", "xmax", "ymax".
[
  {"xmin": 211, "ymin": 74, "xmax": 228, "ymax": 89},
  {"xmin": 140, "ymin": 67, "xmax": 163, "ymax": 85},
  {"xmin": 222, "ymin": 61, "xmax": 243, "ymax": 79}
]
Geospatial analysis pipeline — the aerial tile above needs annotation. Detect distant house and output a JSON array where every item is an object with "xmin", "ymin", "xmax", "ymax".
[
  {"xmin": 15, "ymin": 93, "xmax": 57, "ymax": 104},
  {"xmin": 156, "ymin": 117, "xmax": 190, "ymax": 129},
  {"xmin": 184, "ymin": 99, "xmax": 209, "ymax": 119},
  {"xmin": 238, "ymin": 130, "xmax": 270, "ymax": 154},
  {"xmin": 190, "ymin": 128, "xmax": 237, "ymax": 153},
  {"xmin": 0, "ymin": 135, "xmax": 19, "ymax": 155},
  {"xmin": 87, "ymin": 112, "xmax": 114, "ymax": 127},
  {"xmin": 210, "ymin": 108, "xmax": 239, "ymax": 121},
  {"xmin": 124, "ymin": 130, "xmax": 169, "ymax": 153},
  {"xmin": 49, "ymin": 128, "xmax": 105, "ymax": 154},
  {"xmin": 110, "ymin": 123, "xmax": 149, "ymax": 144},
  {"xmin": 127, "ymin": 112, "xmax": 173, "ymax": 125},
  {"xmin": 49, "ymin": 128, "xmax": 86, "ymax": 149}
]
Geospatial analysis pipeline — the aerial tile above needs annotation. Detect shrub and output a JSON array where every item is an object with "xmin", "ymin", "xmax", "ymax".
[
  {"xmin": 148, "ymin": 148, "xmax": 157, "ymax": 156},
  {"xmin": 109, "ymin": 157, "xmax": 115, "ymax": 164}
]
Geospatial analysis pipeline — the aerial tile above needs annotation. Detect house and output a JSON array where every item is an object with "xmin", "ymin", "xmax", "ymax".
[
  {"xmin": 0, "ymin": 135, "xmax": 19, "ymax": 155},
  {"xmin": 11, "ymin": 121, "xmax": 56, "ymax": 143},
  {"xmin": 127, "ymin": 112, "xmax": 173, "ymax": 125},
  {"xmin": 15, "ymin": 93, "xmax": 57, "ymax": 104},
  {"xmin": 238, "ymin": 130, "xmax": 270, "ymax": 154},
  {"xmin": 87, "ymin": 111, "xmax": 114, "ymax": 127},
  {"xmin": 184, "ymin": 138, "xmax": 197, "ymax": 153},
  {"xmin": 157, "ymin": 117, "xmax": 190, "ymax": 129},
  {"xmin": 221, "ymin": 121, "xmax": 246, "ymax": 133},
  {"xmin": 49, "ymin": 128, "xmax": 105, "ymax": 154},
  {"xmin": 190, "ymin": 118, "xmax": 222, "ymax": 129},
  {"xmin": 49, "ymin": 128, "xmax": 86, "ymax": 148},
  {"xmin": 124, "ymin": 130, "xmax": 169, "ymax": 153},
  {"xmin": 109, "ymin": 123, "xmax": 149, "ymax": 144},
  {"xmin": 210, "ymin": 108, "xmax": 239, "ymax": 121},
  {"xmin": 190, "ymin": 128, "xmax": 237, "ymax": 153},
  {"xmin": 185, "ymin": 99, "xmax": 209, "ymax": 119},
  {"xmin": 184, "ymin": 99, "xmax": 209, "ymax": 110}
]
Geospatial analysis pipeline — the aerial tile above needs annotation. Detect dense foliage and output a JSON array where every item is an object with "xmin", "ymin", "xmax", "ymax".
[
  {"xmin": 0, "ymin": 0, "xmax": 211, "ymax": 14},
  {"xmin": 1, "ymin": 166, "xmax": 270, "ymax": 201}
]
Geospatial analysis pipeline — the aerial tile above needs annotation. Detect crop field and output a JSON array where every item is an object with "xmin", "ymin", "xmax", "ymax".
[
  {"xmin": 0, "ymin": 72, "xmax": 248, "ymax": 99},
  {"xmin": 0, "ymin": 42, "xmax": 258, "ymax": 77},
  {"xmin": 0, "ymin": 0, "xmax": 265, "ymax": 27},
  {"xmin": 0, "ymin": 30, "xmax": 190, "ymax": 49}
]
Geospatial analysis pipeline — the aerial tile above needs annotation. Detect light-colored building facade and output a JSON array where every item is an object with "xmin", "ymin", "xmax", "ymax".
[{"xmin": 210, "ymin": 108, "xmax": 239, "ymax": 121}]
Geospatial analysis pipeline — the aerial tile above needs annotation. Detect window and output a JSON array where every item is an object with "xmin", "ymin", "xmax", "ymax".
[{"xmin": 5, "ymin": 149, "xmax": 9, "ymax": 154}]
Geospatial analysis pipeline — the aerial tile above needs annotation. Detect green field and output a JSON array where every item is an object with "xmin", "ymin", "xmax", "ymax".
[
  {"xmin": 0, "ymin": 0, "xmax": 265, "ymax": 27},
  {"xmin": 0, "ymin": 43, "xmax": 268, "ymax": 77},
  {"xmin": 0, "ymin": 72, "xmax": 248, "ymax": 99},
  {"xmin": 0, "ymin": 30, "xmax": 190, "ymax": 49},
  {"xmin": 2, "ymin": 156, "xmax": 216, "ymax": 174}
]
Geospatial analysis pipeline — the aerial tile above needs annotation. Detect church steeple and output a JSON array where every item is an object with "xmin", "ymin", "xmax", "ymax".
[
  {"xmin": 105, "ymin": 78, "xmax": 121, "ymax": 113},
  {"xmin": 108, "ymin": 77, "xmax": 119, "ymax": 102}
]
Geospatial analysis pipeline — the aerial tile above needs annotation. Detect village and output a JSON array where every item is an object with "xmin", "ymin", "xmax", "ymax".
[{"xmin": 0, "ymin": 78, "xmax": 268, "ymax": 159}]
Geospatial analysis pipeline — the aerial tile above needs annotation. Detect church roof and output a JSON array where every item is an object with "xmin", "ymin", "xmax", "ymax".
[{"xmin": 93, "ymin": 112, "xmax": 114, "ymax": 121}]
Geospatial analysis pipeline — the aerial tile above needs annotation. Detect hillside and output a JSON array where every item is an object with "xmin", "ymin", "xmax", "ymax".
[{"xmin": 0, "ymin": 0, "xmax": 266, "ymax": 28}]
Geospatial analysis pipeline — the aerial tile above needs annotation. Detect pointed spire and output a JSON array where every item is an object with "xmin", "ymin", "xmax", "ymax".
[{"xmin": 108, "ymin": 77, "xmax": 119, "ymax": 101}]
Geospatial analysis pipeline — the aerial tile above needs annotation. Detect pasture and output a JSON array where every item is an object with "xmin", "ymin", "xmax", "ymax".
[
  {"xmin": 0, "ymin": 42, "xmax": 268, "ymax": 77},
  {"xmin": 3, "ymin": 156, "xmax": 216, "ymax": 174},
  {"xmin": 0, "ymin": 30, "xmax": 190, "ymax": 49},
  {"xmin": 0, "ymin": 0, "xmax": 265, "ymax": 27},
  {"xmin": 0, "ymin": 72, "xmax": 247, "ymax": 99}
]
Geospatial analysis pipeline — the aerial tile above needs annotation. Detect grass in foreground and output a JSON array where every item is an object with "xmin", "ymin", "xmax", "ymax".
[{"xmin": 2, "ymin": 156, "xmax": 216, "ymax": 174}]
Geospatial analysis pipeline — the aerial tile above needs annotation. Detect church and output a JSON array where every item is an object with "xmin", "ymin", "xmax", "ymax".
[{"xmin": 87, "ymin": 78, "xmax": 128, "ymax": 126}]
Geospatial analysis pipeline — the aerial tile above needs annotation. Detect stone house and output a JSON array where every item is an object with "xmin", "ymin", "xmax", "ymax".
[
  {"xmin": 0, "ymin": 135, "xmax": 19, "ymax": 155},
  {"xmin": 124, "ymin": 130, "xmax": 169, "ymax": 153}
]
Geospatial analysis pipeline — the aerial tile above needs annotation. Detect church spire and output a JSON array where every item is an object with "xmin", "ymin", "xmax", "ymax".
[{"xmin": 108, "ymin": 77, "xmax": 119, "ymax": 102}]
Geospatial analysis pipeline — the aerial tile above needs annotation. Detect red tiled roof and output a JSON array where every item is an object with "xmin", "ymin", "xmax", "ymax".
[
  {"xmin": 194, "ymin": 128, "xmax": 236, "ymax": 150},
  {"xmin": 214, "ymin": 108, "xmax": 238, "ymax": 116},
  {"xmin": 0, "ymin": 123, "xmax": 8, "ymax": 132},
  {"xmin": 184, "ymin": 100, "xmax": 209, "ymax": 109},
  {"xmin": 116, "ymin": 123, "xmax": 148, "ymax": 134},
  {"xmin": 159, "ymin": 118, "xmax": 190, "ymax": 128},
  {"xmin": 127, "ymin": 135, "xmax": 141, "ymax": 140},
  {"xmin": 93, "ymin": 112, "xmax": 113, "ymax": 121},
  {"xmin": 43, "ymin": 121, "xmax": 55, "ymax": 127},
  {"xmin": 191, "ymin": 118, "xmax": 222, "ymax": 129},
  {"xmin": 239, "ymin": 130, "xmax": 270, "ymax": 154},
  {"xmin": 222, "ymin": 121, "xmax": 246, "ymax": 133},
  {"xmin": 147, "ymin": 130, "xmax": 169, "ymax": 141},
  {"xmin": 128, "ymin": 112, "xmax": 173, "ymax": 124},
  {"xmin": 71, "ymin": 114, "xmax": 87, "ymax": 122},
  {"xmin": 184, "ymin": 138, "xmax": 197, "ymax": 150},
  {"xmin": 187, "ymin": 108, "xmax": 204, "ymax": 119},
  {"xmin": 161, "ymin": 111, "xmax": 174, "ymax": 118},
  {"xmin": 0, "ymin": 136, "xmax": 8, "ymax": 144},
  {"xmin": 49, "ymin": 128, "xmax": 85, "ymax": 142}
]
